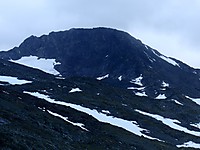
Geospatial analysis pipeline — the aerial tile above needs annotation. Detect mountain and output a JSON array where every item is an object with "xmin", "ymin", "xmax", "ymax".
[{"xmin": 1, "ymin": 27, "xmax": 200, "ymax": 149}]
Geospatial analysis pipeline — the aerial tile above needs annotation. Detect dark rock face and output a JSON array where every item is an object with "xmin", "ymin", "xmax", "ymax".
[
  {"xmin": 0, "ymin": 27, "xmax": 200, "ymax": 96},
  {"xmin": 0, "ymin": 28, "xmax": 146, "ymax": 77},
  {"xmin": 1, "ymin": 28, "xmax": 200, "ymax": 149}
]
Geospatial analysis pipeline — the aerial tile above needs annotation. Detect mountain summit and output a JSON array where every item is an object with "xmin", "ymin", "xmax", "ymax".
[
  {"xmin": 0, "ymin": 28, "xmax": 199, "ymax": 96},
  {"xmin": 1, "ymin": 28, "xmax": 200, "ymax": 149}
]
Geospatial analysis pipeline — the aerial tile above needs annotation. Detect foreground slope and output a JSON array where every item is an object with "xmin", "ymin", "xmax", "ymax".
[{"xmin": 1, "ymin": 28, "xmax": 200, "ymax": 149}]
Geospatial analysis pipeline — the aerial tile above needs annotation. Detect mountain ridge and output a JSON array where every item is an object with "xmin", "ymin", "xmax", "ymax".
[
  {"xmin": 1, "ymin": 27, "xmax": 200, "ymax": 149},
  {"xmin": 0, "ymin": 27, "xmax": 199, "ymax": 97}
]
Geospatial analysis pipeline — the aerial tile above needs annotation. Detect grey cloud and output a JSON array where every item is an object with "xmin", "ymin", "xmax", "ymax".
[{"xmin": 0, "ymin": 0, "xmax": 200, "ymax": 67}]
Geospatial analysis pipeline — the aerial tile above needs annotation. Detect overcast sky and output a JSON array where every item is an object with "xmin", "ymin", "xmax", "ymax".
[{"xmin": 0, "ymin": 0, "xmax": 200, "ymax": 68}]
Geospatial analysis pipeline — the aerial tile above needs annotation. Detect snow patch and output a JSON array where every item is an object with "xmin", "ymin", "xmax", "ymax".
[
  {"xmin": 69, "ymin": 88, "xmax": 82, "ymax": 93},
  {"xmin": 155, "ymin": 94, "xmax": 167, "ymax": 99},
  {"xmin": 55, "ymin": 76, "xmax": 65, "ymax": 80},
  {"xmin": 102, "ymin": 110, "xmax": 111, "ymax": 114},
  {"xmin": 161, "ymin": 81, "xmax": 169, "ymax": 87},
  {"xmin": 185, "ymin": 96, "xmax": 200, "ymax": 106},
  {"xmin": 47, "ymin": 110, "xmax": 88, "ymax": 131},
  {"xmin": 97, "ymin": 74, "xmax": 109, "ymax": 80},
  {"xmin": 24, "ymin": 91, "xmax": 162, "ymax": 142},
  {"xmin": 152, "ymin": 50, "xmax": 180, "ymax": 67},
  {"xmin": 177, "ymin": 141, "xmax": 200, "ymax": 148},
  {"xmin": 191, "ymin": 123, "xmax": 200, "ymax": 130},
  {"xmin": 130, "ymin": 74, "xmax": 143, "ymax": 86},
  {"xmin": 135, "ymin": 92, "xmax": 148, "ymax": 97},
  {"xmin": 171, "ymin": 99, "xmax": 183, "ymax": 106},
  {"xmin": 160, "ymin": 56, "xmax": 180, "ymax": 67},
  {"xmin": 118, "ymin": 75, "xmax": 122, "ymax": 81},
  {"xmin": 0, "ymin": 75, "xmax": 32, "ymax": 85},
  {"xmin": 127, "ymin": 87, "xmax": 145, "ymax": 90},
  {"xmin": 10, "ymin": 56, "xmax": 61, "ymax": 75},
  {"xmin": 193, "ymin": 71, "xmax": 197, "ymax": 74},
  {"xmin": 135, "ymin": 109, "xmax": 200, "ymax": 137},
  {"xmin": 3, "ymin": 91, "xmax": 10, "ymax": 94}
]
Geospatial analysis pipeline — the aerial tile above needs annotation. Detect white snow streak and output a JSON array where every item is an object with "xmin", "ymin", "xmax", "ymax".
[
  {"xmin": 47, "ymin": 110, "xmax": 88, "ymax": 131},
  {"xmin": 191, "ymin": 123, "xmax": 200, "ymax": 130},
  {"xmin": 118, "ymin": 75, "xmax": 122, "ymax": 81},
  {"xmin": 127, "ymin": 87, "xmax": 145, "ymax": 90},
  {"xmin": 185, "ymin": 96, "xmax": 200, "ymax": 106},
  {"xmin": 96, "ymin": 74, "xmax": 109, "ymax": 80},
  {"xmin": 160, "ymin": 56, "xmax": 180, "ymax": 67},
  {"xmin": 135, "ymin": 92, "xmax": 148, "ymax": 97},
  {"xmin": 102, "ymin": 110, "xmax": 111, "ymax": 114},
  {"xmin": 69, "ymin": 88, "xmax": 82, "ymax": 93},
  {"xmin": 161, "ymin": 81, "xmax": 169, "ymax": 87},
  {"xmin": 135, "ymin": 109, "xmax": 200, "ymax": 137},
  {"xmin": 151, "ymin": 50, "xmax": 180, "ymax": 67},
  {"xmin": 130, "ymin": 74, "xmax": 143, "ymax": 86},
  {"xmin": 155, "ymin": 94, "xmax": 167, "ymax": 99},
  {"xmin": 24, "ymin": 91, "xmax": 162, "ymax": 142},
  {"xmin": 171, "ymin": 99, "xmax": 183, "ymax": 106},
  {"xmin": 177, "ymin": 141, "xmax": 200, "ymax": 148},
  {"xmin": 0, "ymin": 75, "xmax": 32, "ymax": 85}
]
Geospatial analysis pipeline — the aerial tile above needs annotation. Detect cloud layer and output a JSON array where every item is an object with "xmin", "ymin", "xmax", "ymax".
[{"xmin": 0, "ymin": 0, "xmax": 200, "ymax": 68}]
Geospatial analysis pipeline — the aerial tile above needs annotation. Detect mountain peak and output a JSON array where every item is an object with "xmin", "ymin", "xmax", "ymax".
[
  {"xmin": 1, "ymin": 27, "xmax": 200, "ymax": 149},
  {"xmin": 0, "ymin": 27, "xmax": 199, "ymax": 96}
]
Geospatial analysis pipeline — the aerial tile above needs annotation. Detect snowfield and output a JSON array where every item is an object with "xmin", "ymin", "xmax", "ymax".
[
  {"xmin": 10, "ymin": 56, "xmax": 61, "ymax": 75},
  {"xmin": 0, "ymin": 75, "xmax": 32, "ymax": 85}
]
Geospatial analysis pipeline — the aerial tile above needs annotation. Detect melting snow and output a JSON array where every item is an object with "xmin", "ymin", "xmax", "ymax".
[
  {"xmin": 151, "ymin": 50, "xmax": 180, "ymax": 67},
  {"xmin": 130, "ymin": 74, "xmax": 143, "ymax": 86},
  {"xmin": 2, "ymin": 91, "xmax": 10, "ymax": 94},
  {"xmin": 47, "ymin": 110, "xmax": 88, "ymax": 131},
  {"xmin": 177, "ymin": 141, "xmax": 200, "ymax": 149},
  {"xmin": 24, "ymin": 91, "xmax": 162, "ymax": 142},
  {"xmin": 190, "ymin": 123, "xmax": 200, "ymax": 130},
  {"xmin": 135, "ymin": 92, "xmax": 148, "ymax": 97},
  {"xmin": 102, "ymin": 110, "xmax": 111, "ymax": 114},
  {"xmin": 118, "ymin": 75, "xmax": 122, "ymax": 81},
  {"xmin": 38, "ymin": 107, "xmax": 45, "ymax": 112},
  {"xmin": 127, "ymin": 87, "xmax": 145, "ymax": 90},
  {"xmin": 69, "ymin": 88, "xmax": 82, "ymax": 93},
  {"xmin": 55, "ymin": 76, "xmax": 65, "ymax": 80},
  {"xmin": 171, "ymin": 99, "xmax": 183, "ymax": 106},
  {"xmin": 161, "ymin": 81, "xmax": 169, "ymax": 87},
  {"xmin": 155, "ymin": 94, "xmax": 167, "ymax": 99},
  {"xmin": 193, "ymin": 71, "xmax": 198, "ymax": 74},
  {"xmin": 10, "ymin": 56, "xmax": 61, "ymax": 75},
  {"xmin": 0, "ymin": 75, "xmax": 32, "ymax": 85},
  {"xmin": 185, "ymin": 96, "xmax": 200, "ymax": 106},
  {"xmin": 135, "ymin": 109, "xmax": 200, "ymax": 137},
  {"xmin": 160, "ymin": 56, "xmax": 180, "ymax": 67},
  {"xmin": 97, "ymin": 74, "xmax": 109, "ymax": 80}
]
